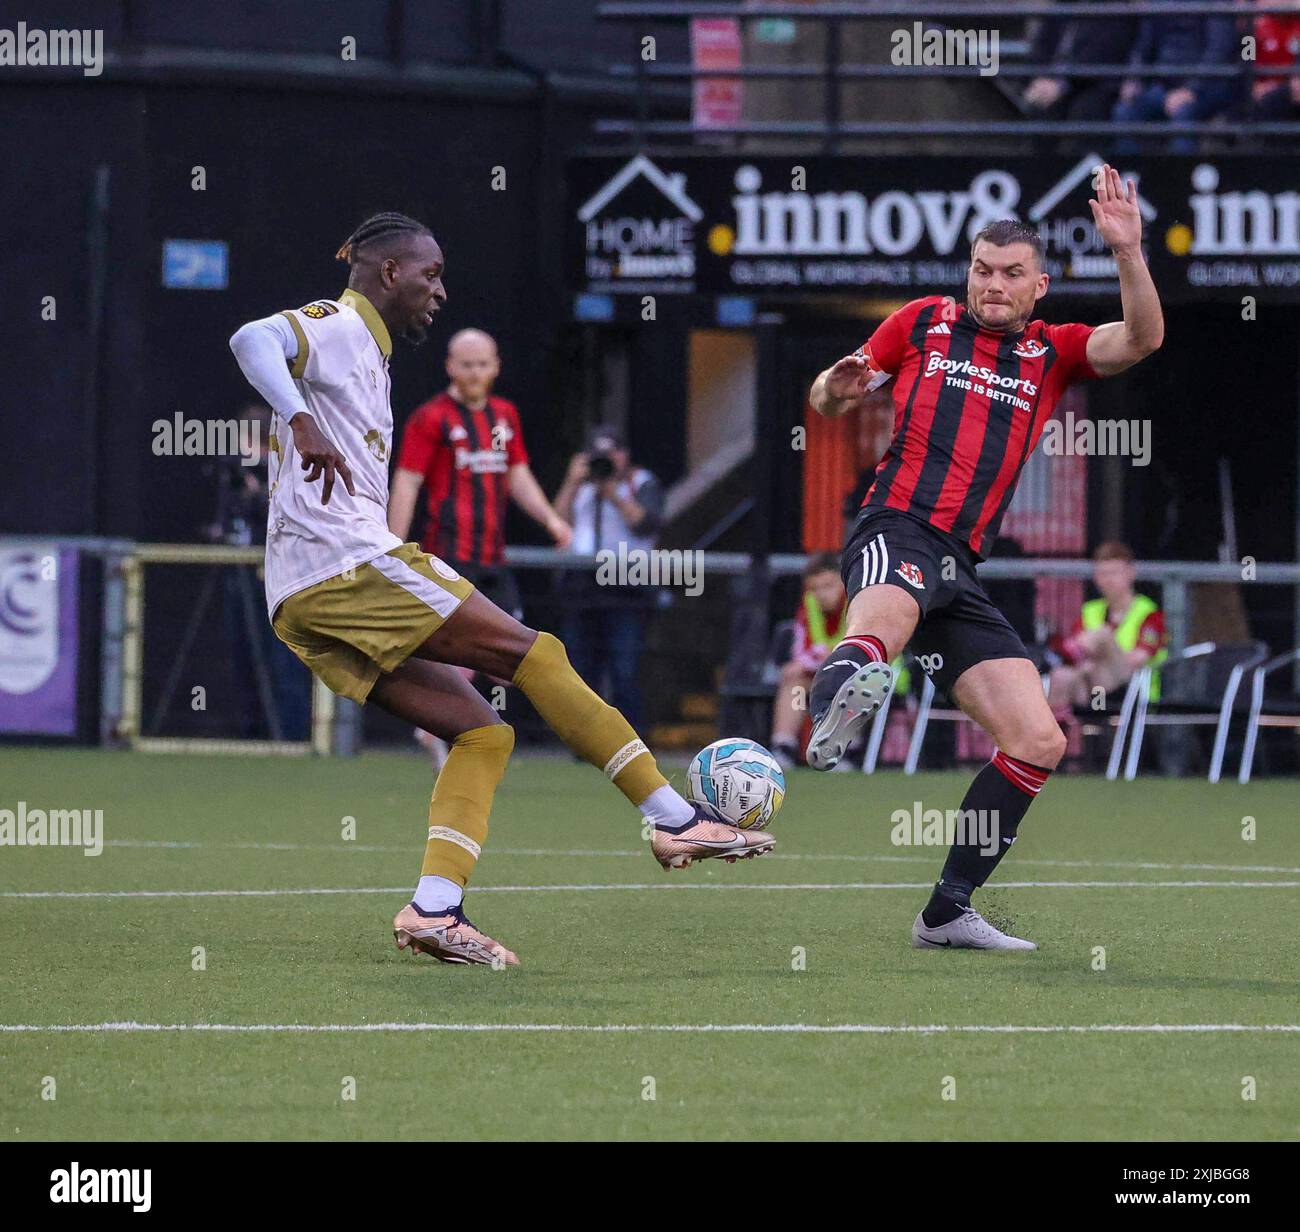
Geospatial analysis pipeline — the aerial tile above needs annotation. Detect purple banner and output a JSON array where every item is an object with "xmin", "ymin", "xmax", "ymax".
[{"xmin": 0, "ymin": 546, "xmax": 79, "ymax": 736}]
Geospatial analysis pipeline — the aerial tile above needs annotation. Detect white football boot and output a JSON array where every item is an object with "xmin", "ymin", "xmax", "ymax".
[
  {"xmin": 911, "ymin": 906, "xmax": 1037, "ymax": 951},
  {"xmin": 806, "ymin": 660, "xmax": 894, "ymax": 771}
]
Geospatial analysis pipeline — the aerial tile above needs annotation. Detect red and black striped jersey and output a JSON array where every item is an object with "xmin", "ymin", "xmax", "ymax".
[
  {"xmin": 861, "ymin": 296, "xmax": 1097, "ymax": 558},
  {"xmin": 396, "ymin": 392, "xmax": 529, "ymax": 566}
]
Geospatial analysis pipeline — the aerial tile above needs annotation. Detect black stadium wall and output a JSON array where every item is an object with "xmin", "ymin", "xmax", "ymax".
[
  {"xmin": 0, "ymin": 78, "xmax": 571, "ymax": 542},
  {"xmin": 3, "ymin": 84, "xmax": 1299, "ymax": 567},
  {"xmin": 2, "ymin": 2, "xmax": 1297, "ymax": 575},
  {"xmin": 0, "ymin": 0, "xmax": 682, "ymax": 545}
]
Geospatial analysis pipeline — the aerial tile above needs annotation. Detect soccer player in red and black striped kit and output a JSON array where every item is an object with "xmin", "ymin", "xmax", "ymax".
[
  {"xmin": 807, "ymin": 165, "xmax": 1164, "ymax": 951},
  {"xmin": 389, "ymin": 328, "xmax": 571, "ymax": 617}
]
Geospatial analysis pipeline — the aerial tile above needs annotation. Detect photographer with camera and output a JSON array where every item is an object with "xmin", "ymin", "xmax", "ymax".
[
  {"xmin": 206, "ymin": 403, "xmax": 311, "ymax": 741},
  {"xmin": 553, "ymin": 425, "xmax": 664, "ymax": 728}
]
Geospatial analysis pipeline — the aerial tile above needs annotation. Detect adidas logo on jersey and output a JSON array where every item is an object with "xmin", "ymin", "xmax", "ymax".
[{"xmin": 926, "ymin": 322, "xmax": 951, "ymax": 336}]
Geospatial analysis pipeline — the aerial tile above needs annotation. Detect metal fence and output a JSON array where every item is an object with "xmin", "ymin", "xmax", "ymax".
[
  {"xmin": 597, "ymin": 2, "xmax": 1300, "ymax": 146},
  {"xmin": 2, "ymin": 536, "xmax": 1296, "ymax": 755}
]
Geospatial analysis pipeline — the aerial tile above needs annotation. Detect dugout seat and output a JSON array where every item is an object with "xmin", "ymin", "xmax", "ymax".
[
  {"xmin": 860, "ymin": 654, "xmax": 921, "ymax": 773},
  {"xmin": 1238, "ymin": 647, "xmax": 1300, "ymax": 783},
  {"xmin": 1107, "ymin": 641, "xmax": 1269, "ymax": 782},
  {"xmin": 898, "ymin": 666, "xmax": 982, "ymax": 776}
]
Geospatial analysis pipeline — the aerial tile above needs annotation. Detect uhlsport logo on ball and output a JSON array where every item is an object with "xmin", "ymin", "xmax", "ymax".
[{"xmin": 686, "ymin": 738, "xmax": 786, "ymax": 830}]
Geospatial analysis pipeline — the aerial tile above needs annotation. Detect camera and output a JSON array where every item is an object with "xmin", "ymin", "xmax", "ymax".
[{"xmin": 587, "ymin": 450, "xmax": 615, "ymax": 481}]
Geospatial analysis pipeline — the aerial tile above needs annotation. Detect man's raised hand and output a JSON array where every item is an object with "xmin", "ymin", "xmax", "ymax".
[{"xmin": 1089, "ymin": 163, "xmax": 1143, "ymax": 256}]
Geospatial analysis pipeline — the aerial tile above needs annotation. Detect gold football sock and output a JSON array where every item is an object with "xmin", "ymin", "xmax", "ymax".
[
  {"xmin": 512, "ymin": 631, "xmax": 666, "ymax": 806},
  {"xmin": 419, "ymin": 723, "xmax": 515, "ymax": 887}
]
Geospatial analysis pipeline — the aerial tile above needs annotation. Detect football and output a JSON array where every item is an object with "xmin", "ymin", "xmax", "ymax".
[{"xmin": 686, "ymin": 738, "xmax": 786, "ymax": 830}]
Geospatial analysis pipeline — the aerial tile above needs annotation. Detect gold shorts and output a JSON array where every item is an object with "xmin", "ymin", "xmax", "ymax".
[{"xmin": 272, "ymin": 543, "xmax": 475, "ymax": 703}]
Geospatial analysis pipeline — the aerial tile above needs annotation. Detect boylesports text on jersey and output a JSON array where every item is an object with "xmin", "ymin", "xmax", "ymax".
[
  {"xmin": 924, "ymin": 351, "xmax": 1039, "ymax": 396},
  {"xmin": 453, "ymin": 446, "xmax": 509, "ymax": 474},
  {"xmin": 923, "ymin": 351, "xmax": 1038, "ymax": 412}
]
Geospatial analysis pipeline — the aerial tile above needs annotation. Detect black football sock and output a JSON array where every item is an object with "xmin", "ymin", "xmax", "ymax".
[
  {"xmin": 808, "ymin": 635, "xmax": 887, "ymax": 725},
  {"xmin": 921, "ymin": 750, "xmax": 1051, "ymax": 927}
]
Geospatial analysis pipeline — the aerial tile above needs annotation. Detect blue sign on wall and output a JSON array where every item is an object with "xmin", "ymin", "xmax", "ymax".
[
  {"xmin": 162, "ymin": 239, "xmax": 228, "ymax": 290},
  {"xmin": 716, "ymin": 296, "xmax": 755, "ymax": 326},
  {"xmin": 574, "ymin": 292, "xmax": 615, "ymax": 322}
]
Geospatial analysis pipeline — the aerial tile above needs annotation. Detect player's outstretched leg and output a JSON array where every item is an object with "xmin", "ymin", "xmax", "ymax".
[
  {"xmin": 414, "ymin": 592, "xmax": 774, "ymax": 869},
  {"xmin": 370, "ymin": 658, "xmax": 520, "ymax": 966},
  {"xmin": 806, "ymin": 634, "xmax": 895, "ymax": 770},
  {"xmin": 512, "ymin": 630, "xmax": 775, "ymax": 867},
  {"xmin": 806, "ymin": 581, "xmax": 917, "ymax": 770},
  {"xmin": 911, "ymin": 658, "xmax": 1066, "ymax": 952}
]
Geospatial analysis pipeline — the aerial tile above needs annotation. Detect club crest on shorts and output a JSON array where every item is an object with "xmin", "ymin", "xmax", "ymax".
[{"xmin": 895, "ymin": 561, "xmax": 925, "ymax": 589}]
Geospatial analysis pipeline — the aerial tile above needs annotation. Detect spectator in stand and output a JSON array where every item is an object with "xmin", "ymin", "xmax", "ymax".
[
  {"xmin": 553, "ymin": 425, "xmax": 664, "ymax": 729},
  {"xmin": 1112, "ymin": 2, "xmax": 1240, "ymax": 153},
  {"xmin": 1022, "ymin": 1, "xmax": 1140, "ymax": 145},
  {"xmin": 770, "ymin": 552, "xmax": 846, "ymax": 771},
  {"xmin": 1248, "ymin": 6, "xmax": 1300, "ymax": 122},
  {"xmin": 1048, "ymin": 541, "xmax": 1168, "ymax": 710}
]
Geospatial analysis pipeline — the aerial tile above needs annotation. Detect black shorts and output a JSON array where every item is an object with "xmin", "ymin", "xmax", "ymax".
[{"xmin": 841, "ymin": 506, "xmax": 1028, "ymax": 696}]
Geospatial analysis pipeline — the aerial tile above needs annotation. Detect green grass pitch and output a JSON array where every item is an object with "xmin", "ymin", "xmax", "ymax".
[{"xmin": 1, "ymin": 746, "xmax": 1297, "ymax": 1141}]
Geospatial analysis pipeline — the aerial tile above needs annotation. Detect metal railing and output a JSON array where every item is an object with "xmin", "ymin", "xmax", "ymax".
[
  {"xmin": 3, "ymin": 536, "xmax": 1297, "ymax": 753},
  {"xmin": 597, "ymin": 2, "xmax": 1300, "ymax": 147},
  {"xmin": 505, "ymin": 544, "xmax": 1300, "ymax": 658}
]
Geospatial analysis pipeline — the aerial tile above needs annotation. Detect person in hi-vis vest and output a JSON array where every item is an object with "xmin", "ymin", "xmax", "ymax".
[
  {"xmin": 1049, "ymin": 541, "xmax": 1167, "ymax": 708},
  {"xmin": 771, "ymin": 554, "xmax": 847, "ymax": 769}
]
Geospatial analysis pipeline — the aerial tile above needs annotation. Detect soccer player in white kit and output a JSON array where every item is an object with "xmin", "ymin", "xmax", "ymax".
[{"xmin": 229, "ymin": 212, "xmax": 772, "ymax": 967}]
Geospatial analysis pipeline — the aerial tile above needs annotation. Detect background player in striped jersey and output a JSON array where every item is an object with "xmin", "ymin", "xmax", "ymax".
[
  {"xmin": 389, "ymin": 329, "xmax": 569, "ymax": 763},
  {"xmin": 388, "ymin": 327, "xmax": 571, "ymax": 618},
  {"xmin": 230, "ymin": 211, "xmax": 773, "ymax": 968},
  {"xmin": 806, "ymin": 165, "xmax": 1164, "ymax": 951}
]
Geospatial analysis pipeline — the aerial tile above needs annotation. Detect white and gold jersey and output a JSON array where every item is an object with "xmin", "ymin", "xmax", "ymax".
[{"xmin": 263, "ymin": 289, "xmax": 402, "ymax": 617}]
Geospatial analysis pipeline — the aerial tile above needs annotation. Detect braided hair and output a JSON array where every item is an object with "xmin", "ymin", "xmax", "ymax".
[{"xmin": 335, "ymin": 211, "xmax": 431, "ymax": 264}]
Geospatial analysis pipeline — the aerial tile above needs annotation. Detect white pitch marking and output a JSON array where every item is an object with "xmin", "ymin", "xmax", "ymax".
[
  {"xmin": 0, "ymin": 1022, "xmax": 1297, "ymax": 1035},
  {"xmin": 2, "ymin": 880, "xmax": 1298, "ymax": 900},
  {"xmin": 97, "ymin": 840, "xmax": 1300, "ymax": 877}
]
